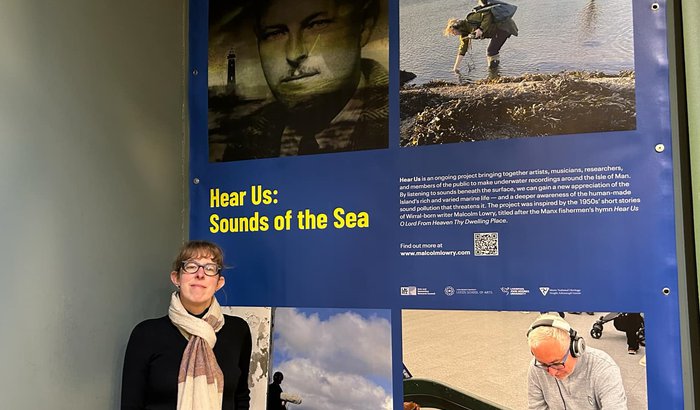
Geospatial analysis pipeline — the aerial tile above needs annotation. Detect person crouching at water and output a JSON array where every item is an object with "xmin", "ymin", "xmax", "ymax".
[{"xmin": 444, "ymin": 0, "xmax": 518, "ymax": 71}]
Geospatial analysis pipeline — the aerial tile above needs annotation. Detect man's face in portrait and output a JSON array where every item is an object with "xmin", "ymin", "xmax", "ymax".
[
  {"xmin": 531, "ymin": 338, "xmax": 578, "ymax": 380},
  {"xmin": 256, "ymin": 0, "xmax": 373, "ymax": 112}
]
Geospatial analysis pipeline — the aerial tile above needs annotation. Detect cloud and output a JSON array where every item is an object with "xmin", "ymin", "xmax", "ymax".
[
  {"xmin": 278, "ymin": 358, "xmax": 392, "ymax": 410},
  {"xmin": 271, "ymin": 308, "xmax": 393, "ymax": 410},
  {"xmin": 274, "ymin": 308, "xmax": 392, "ymax": 378}
]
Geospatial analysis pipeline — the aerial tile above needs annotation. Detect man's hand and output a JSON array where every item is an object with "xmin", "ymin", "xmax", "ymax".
[{"xmin": 474, "ymin": 28, "xmax": 483, "ymax": 39}]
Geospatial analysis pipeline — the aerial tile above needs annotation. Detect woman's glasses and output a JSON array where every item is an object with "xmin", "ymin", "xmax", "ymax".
[{"xmin": 181, "ymin": 261, "xmax": 221, "ymax": 276}]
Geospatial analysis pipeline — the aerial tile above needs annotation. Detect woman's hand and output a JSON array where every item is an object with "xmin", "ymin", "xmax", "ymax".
[{"xmin": 452, "ymin": 54, "xmax": 464, "ymax": 73}]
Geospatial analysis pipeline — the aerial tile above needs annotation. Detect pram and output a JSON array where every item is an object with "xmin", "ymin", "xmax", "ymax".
[{"xmin": 589, "ymin": 312, "xmax": 645, "ymax": 346}]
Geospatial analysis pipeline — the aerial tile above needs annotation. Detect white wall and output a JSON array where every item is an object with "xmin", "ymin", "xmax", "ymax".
[
  {"xmin": 222, "ymin": 306, "xmax": 273, "ymax": 410},
  {"xmin": 0, "ymin": 1, "xmax": 186, "ymax": 408}
]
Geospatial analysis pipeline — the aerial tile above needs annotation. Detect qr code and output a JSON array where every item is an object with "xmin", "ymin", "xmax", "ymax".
[{"xmin": 474, "ymin": 232, "xmax": 498, "ymax": 256}]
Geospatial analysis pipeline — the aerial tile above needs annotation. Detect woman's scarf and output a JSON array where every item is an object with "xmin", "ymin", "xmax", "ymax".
[{"xmin": 168, "ymin": 292, "xmax": 225, "ymax": 410}]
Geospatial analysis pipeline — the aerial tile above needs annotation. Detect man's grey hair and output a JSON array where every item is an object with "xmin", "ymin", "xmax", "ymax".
[{"xmin": 527, "ymin": 314, "xmax": 571, "ymax": 351}]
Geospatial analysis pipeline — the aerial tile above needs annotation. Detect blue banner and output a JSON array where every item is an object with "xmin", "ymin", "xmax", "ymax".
[{"xmin": 189, "ymin": 1, "xmax": 684, "ymax": 408}]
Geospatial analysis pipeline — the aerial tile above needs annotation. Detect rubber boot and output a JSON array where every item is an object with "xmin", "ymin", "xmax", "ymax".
[{"xmin": 487, "ymin": 53, "xmax": 500, "ymax": 69}]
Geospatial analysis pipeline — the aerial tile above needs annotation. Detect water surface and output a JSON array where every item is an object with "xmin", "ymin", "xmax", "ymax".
[{"xmin": 400, "ymin": 0, "xmax": 634, "ymax": 84}]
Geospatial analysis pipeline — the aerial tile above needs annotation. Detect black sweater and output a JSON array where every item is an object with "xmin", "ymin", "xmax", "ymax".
[{"xmin": 121, "ymin": 315, "xmax": 251, "ymax": 410}]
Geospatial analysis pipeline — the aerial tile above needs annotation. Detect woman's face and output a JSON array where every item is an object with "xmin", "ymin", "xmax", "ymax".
[{"xmin": 170, "ymin": 255, "xmax": 225, "ymax": 313}]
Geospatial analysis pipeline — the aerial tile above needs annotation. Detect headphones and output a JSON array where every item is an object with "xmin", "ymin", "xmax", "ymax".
[{"xmin": 527, "ymin": 317, "xmax": 585, "ymax": 358}]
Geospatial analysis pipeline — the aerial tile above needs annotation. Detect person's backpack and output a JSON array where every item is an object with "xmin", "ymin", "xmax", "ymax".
[{"xmin": 479, "ymin": 1, "xmax": 517, "ymax": 22}]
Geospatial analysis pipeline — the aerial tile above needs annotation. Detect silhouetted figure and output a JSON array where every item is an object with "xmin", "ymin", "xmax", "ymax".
[{"xmin": 267, "ymin": 371, "xmax": 285, "ymax": 410}]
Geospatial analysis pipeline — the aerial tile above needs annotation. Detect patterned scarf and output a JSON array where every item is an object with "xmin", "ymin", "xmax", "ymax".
[{"xmin": 168, "ymin": 292, "xmax": 225, "ymax": 410}]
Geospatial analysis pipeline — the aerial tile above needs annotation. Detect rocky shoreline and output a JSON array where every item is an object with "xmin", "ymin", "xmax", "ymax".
[{"xmin": 400, "ymin": 71, "xmax": 636, "ymax": 146}]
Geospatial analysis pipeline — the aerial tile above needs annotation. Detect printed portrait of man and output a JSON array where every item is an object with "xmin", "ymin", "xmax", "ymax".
[{"xmin": 207, "ymin": 0, "xmax": 388, "ymax": 161}]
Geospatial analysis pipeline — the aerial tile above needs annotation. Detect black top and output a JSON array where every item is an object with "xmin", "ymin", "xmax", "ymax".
[
  {"xmin": 121, "ymin": 315, "xmax": 251, "ymax": 410},
  {"xmin": 266, "ymin": 383, "xmax": 283, "ymax": 410}
]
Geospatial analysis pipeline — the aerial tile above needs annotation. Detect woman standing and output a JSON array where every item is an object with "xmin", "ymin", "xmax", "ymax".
[
  {"xmin": 444, "ymin": 0, "xmax": 518, "ymax": 71},
  {"xmin": 122, "ymin": 240, "xmax": 251, "ymax": 409}
]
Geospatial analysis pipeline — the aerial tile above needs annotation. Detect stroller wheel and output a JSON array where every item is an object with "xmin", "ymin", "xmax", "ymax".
[{"xmin": 590, "ymin": 323, "xmax": 603, "ymax": 339}]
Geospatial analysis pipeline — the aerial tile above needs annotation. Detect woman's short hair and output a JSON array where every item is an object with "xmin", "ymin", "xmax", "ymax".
[
  {"xmin": 527, "ymin": 314, "xmax": 571, "ymax": 351},
  {"xmin": 171, "ymin": 240, "xmax": 224, "ymax": 273},
  {"xmin": 443, "ymin": 18, "xmax": 461, "ymax": 36}
]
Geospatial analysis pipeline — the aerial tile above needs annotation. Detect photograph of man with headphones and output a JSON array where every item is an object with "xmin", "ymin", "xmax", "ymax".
[{"xmin": 527, "ymin": 314, "xmax": 628, "ymax": 410}]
